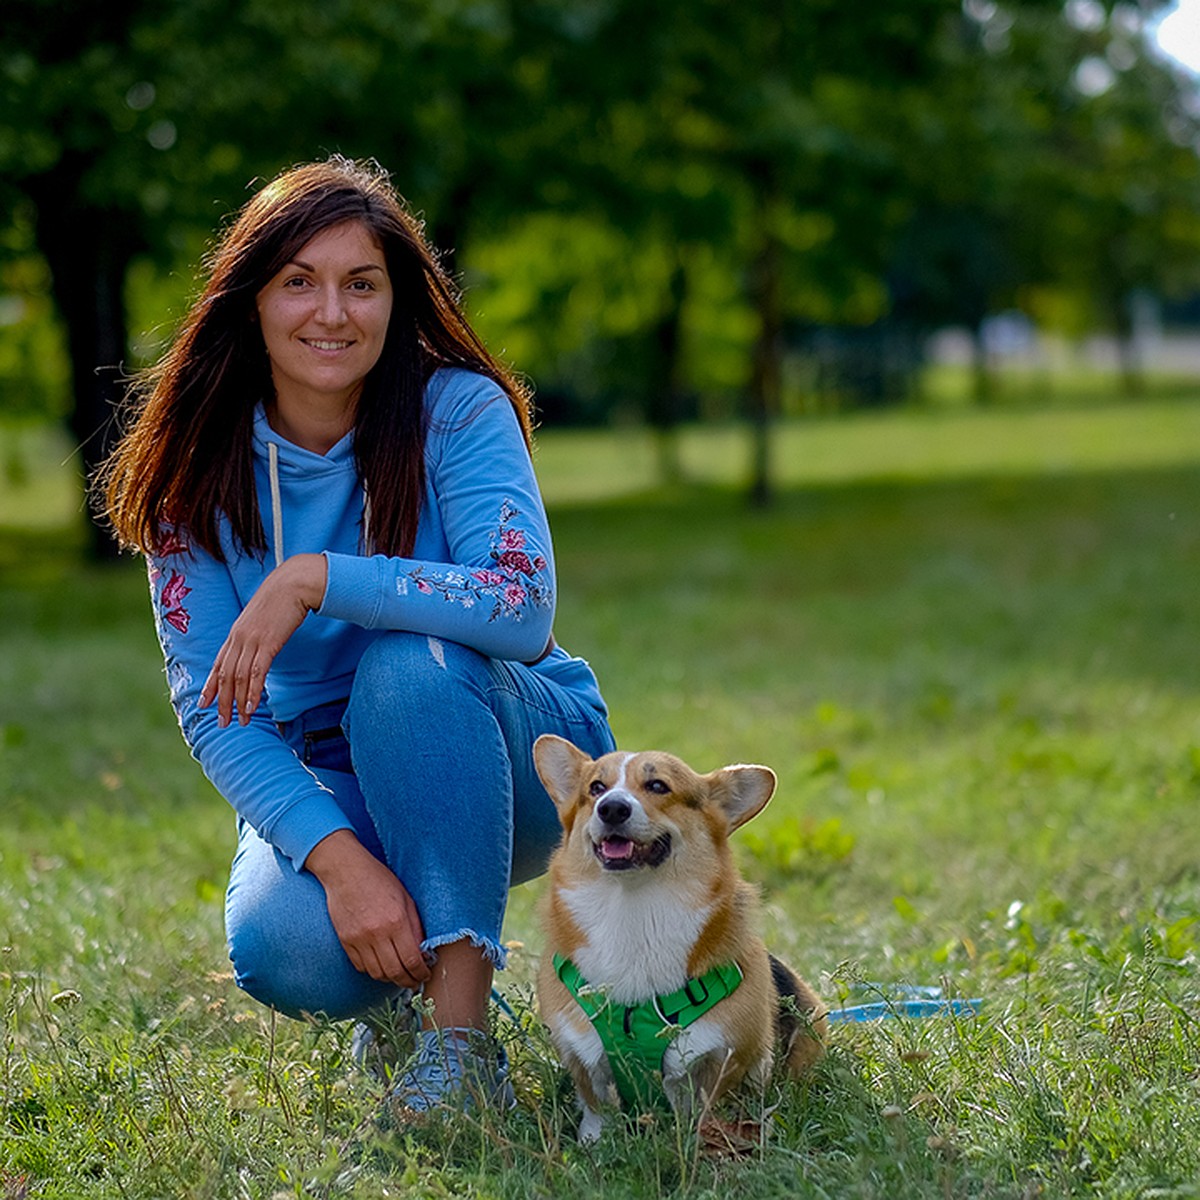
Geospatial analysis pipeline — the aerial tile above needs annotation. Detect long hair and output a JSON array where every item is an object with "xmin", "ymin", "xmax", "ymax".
[{"xmin": 102, "ymin": 156, "xmax": 532, "ymax": 560}]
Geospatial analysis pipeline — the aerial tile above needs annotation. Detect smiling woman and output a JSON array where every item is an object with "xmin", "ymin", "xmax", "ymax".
[
  {"xmin": 96, "ymin": 156, "xmax": 616, "ymax": 1117},
  {"xmin": 255, "ymin": 222, "xmax": 394, "ymax": 452}
]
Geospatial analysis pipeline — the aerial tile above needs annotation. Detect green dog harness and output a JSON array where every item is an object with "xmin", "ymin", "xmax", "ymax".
[{"xmin": 553, "ymin": 953, "xmax": 744, "ymax": 1108}]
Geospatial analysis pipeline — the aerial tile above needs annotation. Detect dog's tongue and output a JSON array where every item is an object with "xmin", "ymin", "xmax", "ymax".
[{"xmin": 601, "ymin": 836, "xmax": 635, "ymax": 861}]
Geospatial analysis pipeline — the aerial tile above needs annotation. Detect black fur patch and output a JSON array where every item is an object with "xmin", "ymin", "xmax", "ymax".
[{"xmin": 770, "ymin": 953, "xmax": 807, "ymax": 1049}]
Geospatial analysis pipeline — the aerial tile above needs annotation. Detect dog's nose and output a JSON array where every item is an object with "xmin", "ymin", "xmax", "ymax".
[{"xmin": 596, "ymin": 795, "xmax": 632, "ymax": 827}]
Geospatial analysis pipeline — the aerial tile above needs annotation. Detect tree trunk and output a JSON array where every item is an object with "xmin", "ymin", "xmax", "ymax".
[
  {"xmin": 430, "ymin": 178, "xmax": 478, "ymax": 287},
  {"xmin": 1112, "ymin": 296, "xmax": 1143, "ymax": 398},
  {"xmin": 970, "ymin": 322, "xmax": 992, "ymax": 405},
  {"xmin": 646, "ymin": 258, "xmax": 688, "ymax": 484},
  {"xmin": 27, "ymin": 170, "xmax": 136, "ymax": 560},
  {"xmin": 748, "ymin": 227, "xmax": 783, "ymax": 508}
]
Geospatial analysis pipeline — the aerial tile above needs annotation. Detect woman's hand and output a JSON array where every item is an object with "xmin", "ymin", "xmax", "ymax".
[
  {"xmin": 304, "ymin": 830, "xmax": 432, "ymax": 989},
  {"xmin": 201, "ymin": 553, "xmax": 327, "ymax": 727}
]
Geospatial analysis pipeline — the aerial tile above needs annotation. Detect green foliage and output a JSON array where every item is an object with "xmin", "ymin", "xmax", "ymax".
[
  {"xmin": 6, "ymin": 0, "xmax": 1200, "ymax": 469},
  {"xmin": 467, "ymin": 214, "xmax": 756, "ymax": 422},
  {"xmin": 3, "ymin": 401, "xmax": 1200, "ymax": 1195},
  {"xmin": 738, "ymin": 814, "xmax": 856, "ymax": 883},
  {"xmin": 0, "ymin": 203, "xmax": 69, "ymax": 423}
]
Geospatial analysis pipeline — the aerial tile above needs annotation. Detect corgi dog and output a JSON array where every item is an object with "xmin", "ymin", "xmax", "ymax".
[{"xmin": 533, "ymin": 735, "xmax": 827, "ymax": 1142}]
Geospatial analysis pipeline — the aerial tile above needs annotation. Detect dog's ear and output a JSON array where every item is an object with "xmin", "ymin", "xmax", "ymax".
[
  {"xmin": 708, "ymin": 764, "xmax": 777, "ymax": 832},
  {"xmin": 534, "ymin": 734, "xmax": 594, "ymax": 814}
]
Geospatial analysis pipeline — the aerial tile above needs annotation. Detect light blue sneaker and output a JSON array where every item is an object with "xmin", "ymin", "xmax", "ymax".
[
  {"xmin": 390, "ymin": 1027, "xmax": 516, "ymax": 1115},
  {"xmin": 350, "ymin": 990, "xmax": 418, "ymax": 1080}
]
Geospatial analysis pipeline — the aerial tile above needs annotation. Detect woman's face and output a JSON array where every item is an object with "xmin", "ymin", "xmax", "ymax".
[{"xmin": 255, "ymin": 220, "xmax": 393, "ymax": 417}]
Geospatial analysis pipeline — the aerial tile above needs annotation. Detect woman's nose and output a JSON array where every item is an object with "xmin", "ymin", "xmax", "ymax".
[{"xmin": 315, "ymin": 285, "xmax": 347, "ymax": 326}]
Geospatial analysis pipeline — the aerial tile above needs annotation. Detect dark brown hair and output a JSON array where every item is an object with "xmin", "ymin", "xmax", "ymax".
[{"xmin": 102, "ymin": 156, "xmax": 532, "ymax": 560}]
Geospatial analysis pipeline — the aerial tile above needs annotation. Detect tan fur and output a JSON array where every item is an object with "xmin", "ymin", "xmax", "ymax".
[{"xmin": 534, "ymin": 736, "xmax": 827, "ymax": 1139}]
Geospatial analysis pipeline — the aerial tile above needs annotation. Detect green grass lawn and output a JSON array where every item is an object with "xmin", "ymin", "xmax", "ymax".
[{"xmin": 2, "ymin": 399, "xmax": 1199, "ymax": 1198}]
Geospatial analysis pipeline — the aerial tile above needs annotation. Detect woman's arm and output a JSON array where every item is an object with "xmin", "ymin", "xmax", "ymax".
[
  {"xmin": 199, "ymin": 552, "xmax": 326, "ymax": 728},
  {"xmin": 148, "ymin": 536, "xmax": 354, "ymax": 870},
  {"xmin": 153, "ymin": 538, "xmax": 431, "ymax": 989},
  {"xmin": 320, "ymin": 372, "xmax": 557, "ymax": 661}
]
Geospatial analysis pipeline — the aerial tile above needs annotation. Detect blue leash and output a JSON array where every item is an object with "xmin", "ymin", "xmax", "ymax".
[
  {"xmin": 489, "ymin": 986, "xmax": 522, "ymax": 1028},
  {"xmin": 826, "ymin": 983, "xmax": 982, "ymax": 1023},
  {"xmin": 827, "ymin": 997, "xmax": 982, "ymax": 1023},
  {"xmin": 491, "ymin": 983, "xmax": 982, "ymax": 1030}
]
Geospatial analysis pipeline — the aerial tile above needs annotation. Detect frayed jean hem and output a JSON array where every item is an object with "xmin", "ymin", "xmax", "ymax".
[{"xmin": 422, "ymin": 928, "xmax": 508, "ymax": 972}]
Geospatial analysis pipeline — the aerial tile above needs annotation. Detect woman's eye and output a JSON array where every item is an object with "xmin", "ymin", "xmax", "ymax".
[
  {"xmin": 283, "ymin": 276, "xmax": 309, "ymax": 289},
  {"xmin": 348, "ymin": 279, "xmax": 375, "ymax": 292}
]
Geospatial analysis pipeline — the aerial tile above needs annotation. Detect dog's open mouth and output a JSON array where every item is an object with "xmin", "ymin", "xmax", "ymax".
[{"xmin": 593, "ymin": 833, "xmax": 672, "ymax": 870}]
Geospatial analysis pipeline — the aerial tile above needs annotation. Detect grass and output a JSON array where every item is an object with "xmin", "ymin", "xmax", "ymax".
[{"xmin": 2, "ymin": 398, "xmax": 1200, "ymax": 1197}]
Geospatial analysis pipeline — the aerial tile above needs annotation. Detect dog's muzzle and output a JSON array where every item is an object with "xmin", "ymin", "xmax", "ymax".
[
  {"xmin": 589, "ymin": 790, "xmax": 672, "ymax": 870},
  {"xmin": 593, "ymin": 832, "xmax": 672, "ymax": 871}
]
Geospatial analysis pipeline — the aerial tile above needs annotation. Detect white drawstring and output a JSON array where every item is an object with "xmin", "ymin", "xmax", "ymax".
[
  {"xmin": 269, "ymin": 438, "xmax": 369, "ymax": 562},
  {"xmin": 268, "ymin": 441, "xmax": 284, "ymax": 568}
]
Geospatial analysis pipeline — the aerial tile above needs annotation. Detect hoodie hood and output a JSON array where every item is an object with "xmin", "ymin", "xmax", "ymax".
[
  {"xmin": 251, "ymin": 404, "xmax": 357, "ymax": 476},
  {"xmin": 252, "ymin": 405, "xmax": 365, "ymax": 567}
]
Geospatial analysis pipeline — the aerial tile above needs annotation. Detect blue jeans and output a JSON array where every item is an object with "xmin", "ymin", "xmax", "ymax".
[{"xmin": 224, "ymin": 632, "xmax": 615, "ymax": 1021}]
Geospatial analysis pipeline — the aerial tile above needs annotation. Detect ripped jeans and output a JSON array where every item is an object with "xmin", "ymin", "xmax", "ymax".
[{"xmin": 223, "ymin": 632, "xmax": 615, "ymax": 1021}]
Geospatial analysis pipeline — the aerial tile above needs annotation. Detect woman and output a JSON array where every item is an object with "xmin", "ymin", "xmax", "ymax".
[{"xmin": 101, "ymin": 156, "xmax": 615, "ymax": 1112}]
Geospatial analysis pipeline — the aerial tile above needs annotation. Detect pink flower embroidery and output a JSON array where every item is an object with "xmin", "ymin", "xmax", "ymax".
[
  {"xmin": 160, "ymin": 569, "xmax": 192, "ymax": 635},
  {"xmin": 159, "ymin": 529, "xmax": 190, "ymax": 557},
  {"xmin": 162, "ymin": 571, "xmax": 191, "ymax": 610},
  {"xmin": 497, "ymin": 549, "xmax": 534, "ymax": 576},
  {"xmin": 164, "ymin": 607, "xmax": 191, "ymax": 634},
  {"xmin": 404, "ymin": 499, "xmax": 552, "ymax": 623}
]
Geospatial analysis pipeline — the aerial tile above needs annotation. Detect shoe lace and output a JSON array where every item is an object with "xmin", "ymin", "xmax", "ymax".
[{"xmin": 393, "ymin": 1028, "xmax": 509, "ymax": 1113}]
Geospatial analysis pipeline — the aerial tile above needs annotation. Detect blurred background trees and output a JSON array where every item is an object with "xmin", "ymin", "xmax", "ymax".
[{"xmin": 3, "ymin": 0, "xmax": 1199, "ymax": 552}]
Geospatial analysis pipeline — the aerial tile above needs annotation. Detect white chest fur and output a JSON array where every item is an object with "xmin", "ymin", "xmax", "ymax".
[{"xmin": 560, "ymin": 877, "xmax": 712, "ymax": 1005}]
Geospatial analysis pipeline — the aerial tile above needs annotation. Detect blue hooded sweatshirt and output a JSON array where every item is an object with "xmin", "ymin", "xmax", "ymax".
[{"xmin": 147, "ymin": 368, "xmax": 607, "ymax": 870}]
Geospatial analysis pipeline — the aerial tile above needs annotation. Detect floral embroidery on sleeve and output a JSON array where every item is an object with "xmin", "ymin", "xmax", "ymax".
[
  {"xmin": 149, "ymin": 528, "xmax": 193, "ymax": 634},
  {"xmin": 406, "ymin": 499, "xmax": 551, "ymax": 622},
  {"xmin": 159, "ymin": 570, "xmax": 193, "ymax": 634},
  {"xmin": 159, "ymin": 529, "xmax": 191, "ymax": 557}
]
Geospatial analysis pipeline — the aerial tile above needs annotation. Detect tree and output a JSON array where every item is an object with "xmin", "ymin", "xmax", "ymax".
[
  {"xmin": 0, "ymin": 0, "xmax": 526, "ymax": 555},
  {"xmin": 1029, "ymin": 3, "xmax": 1200, "ymax": 392},
  {"xmin": 1, "ymin": 0, "xmax": 164, "ymax": 555},
  {"xmin": 884, "ymin": 0, "xmax": 1200, "ymax": 400},
  {"xmin": 641, "ymin": 0, "xmax": 968, "ymax": 502},
  {"xmin": 468, "ymin": 0, "xmax": 969, "ymax": 498}
]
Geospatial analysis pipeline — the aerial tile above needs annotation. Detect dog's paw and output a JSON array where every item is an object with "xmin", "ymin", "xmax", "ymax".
[{"xmin": 578, "ymin": 1106, "xmax": 605, "ymax": 1143}]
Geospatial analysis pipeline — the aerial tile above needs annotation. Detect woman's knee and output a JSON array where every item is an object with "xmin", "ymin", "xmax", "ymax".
[
  {"xmin": 227, "ymin": 901, "xmax": 393, "ymax": 1021},
  {"xmin": 348, "ymin": 632, "xmax": 489, "ymax": 721},
  {"xmin": 225, "ymin": 846, "xmax": 392, "ymax": 1021}
]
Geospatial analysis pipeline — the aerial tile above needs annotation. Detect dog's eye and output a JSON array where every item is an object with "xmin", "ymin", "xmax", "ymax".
[
  {"xmin": 646, "ymin": 779, "xmax": 670, "ymax": 795},
  {"xmin": 588, "ymin": 779, "xmax": 608, "ymax": 797}
]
